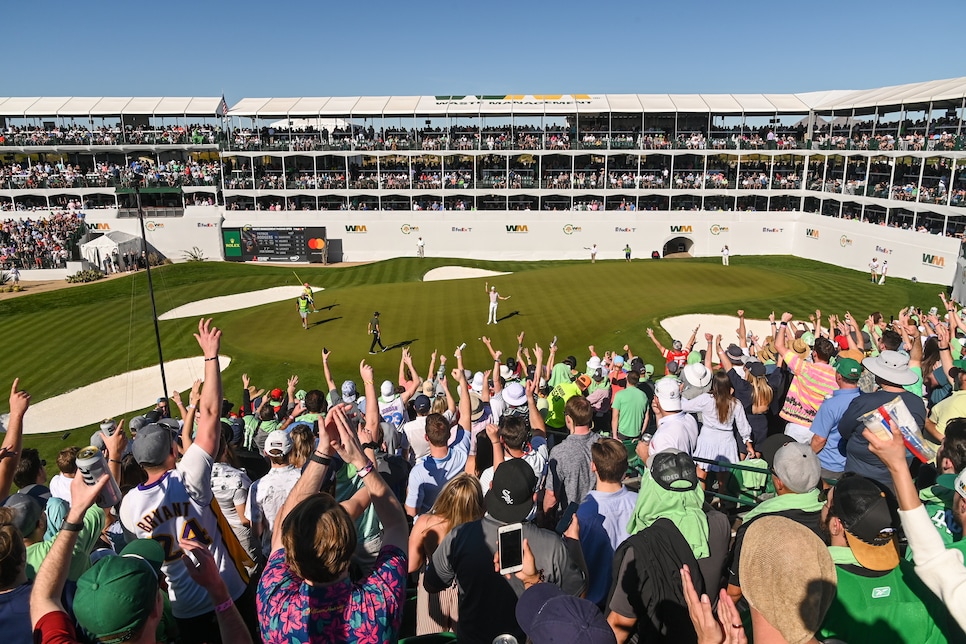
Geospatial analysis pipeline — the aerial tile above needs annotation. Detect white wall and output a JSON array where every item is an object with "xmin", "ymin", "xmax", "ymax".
[
  {"xmin": 13, "ymin": 207, "xmax": 960, "ymax": 285},
  {"xmin": 220, "ymin": 209, "xmax": 960, "ymax": 285},
  {"xmin": 83, "ymin": 206, "xmax": 225, "ymax": 262}
]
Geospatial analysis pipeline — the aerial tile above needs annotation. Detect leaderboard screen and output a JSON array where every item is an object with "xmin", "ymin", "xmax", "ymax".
[{"xmin": 223, "ymin": 226, "xmax": 326, "ymax": 263}]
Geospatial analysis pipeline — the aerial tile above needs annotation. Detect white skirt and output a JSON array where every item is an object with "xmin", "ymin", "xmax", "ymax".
[{"xmin": 692, "ymin": 427, "xmax": 738, "ymax": 472}]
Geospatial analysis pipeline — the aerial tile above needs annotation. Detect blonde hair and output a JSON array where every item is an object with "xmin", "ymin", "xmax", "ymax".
[
  {"xmin": 430, "ymin": 396, "xmax": 448, "ymax": 415},
  {"xmin": 289, "ymin": 425, "xmax": 315, "ymax": 469},
  {"xmin": 428, "ymin": 473, "xmax": 485, "ymax": 528},
  {"xmin": 746, "ymin": 370, "xmax": 774, "ymax": 413},
  {"xmin": 282, "ymin": 493, "xmax": 356, "ymax": 584}
]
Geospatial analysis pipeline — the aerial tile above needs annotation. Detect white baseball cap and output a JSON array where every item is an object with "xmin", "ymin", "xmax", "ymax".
[
  {"xmin": 654, "ymin": 378, "xmax": 682, "ymax": 412},
  {"xmin": 264, "ymin": 431, "xmax": 293, "ymax": 457}
]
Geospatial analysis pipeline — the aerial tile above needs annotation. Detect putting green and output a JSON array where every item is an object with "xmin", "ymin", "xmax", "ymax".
[{"xmin": 0, "ymin": 255, "xmax": 942, "ymax": 465}]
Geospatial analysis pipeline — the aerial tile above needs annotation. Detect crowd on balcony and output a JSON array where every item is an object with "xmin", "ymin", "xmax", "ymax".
[
  {"xmin": 0, "ymin": 159, "xmax": 221, "ymax": 190},
  {"xmin": 0, "ymin": 123, "xmax": 223, "ymax": 147}
]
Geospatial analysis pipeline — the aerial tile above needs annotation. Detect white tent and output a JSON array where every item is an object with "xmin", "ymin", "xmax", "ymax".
[{"xmin": 81, "ymin": 231, "xmax": 141, "ymax": 268}]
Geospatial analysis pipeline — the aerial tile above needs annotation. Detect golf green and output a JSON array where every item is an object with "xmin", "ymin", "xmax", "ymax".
[{"xmin": 0, "ymin": 255, "xmax": 942, "ymax": 466}]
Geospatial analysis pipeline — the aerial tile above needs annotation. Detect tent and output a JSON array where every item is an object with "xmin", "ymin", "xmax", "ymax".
[{"xmin": 80, "ymin": 231, "xmax": 141, "ymax": 268}]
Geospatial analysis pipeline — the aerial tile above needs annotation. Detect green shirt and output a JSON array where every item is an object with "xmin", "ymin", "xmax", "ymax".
[
  {"xmin": 545, "ymin": 381, "xmax": 580, "ymax": 429},
  {"xmin": 26, "ymin": 504, "xmax": 105, "ymax": 581},
  {"xmin": 821, "ymin": 549, "xmax": 955, "ymax": 644},
  {"xmin": 612, "ymin": 386, "xmax": 648, "ymax": 438}
]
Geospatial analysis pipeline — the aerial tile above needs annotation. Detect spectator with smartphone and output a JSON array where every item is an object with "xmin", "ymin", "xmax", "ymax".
[{"xmin": 424, "ymin": 458, "xmax": 585, "ymax": 644}]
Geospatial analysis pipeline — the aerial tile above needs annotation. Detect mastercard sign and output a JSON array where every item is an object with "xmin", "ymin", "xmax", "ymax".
[{"xmin": 308, "ymin": 237, "xmax": 326, "ymax": 250}]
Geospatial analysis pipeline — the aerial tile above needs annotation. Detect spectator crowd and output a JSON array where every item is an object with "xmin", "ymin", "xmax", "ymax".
[
  {"xmin": 3, "ymin": 295, "xmax": 966, "ymax": 643},
  {"xmin": 0, "ymin": 212, "xmax": 84, "ymax": 269}
]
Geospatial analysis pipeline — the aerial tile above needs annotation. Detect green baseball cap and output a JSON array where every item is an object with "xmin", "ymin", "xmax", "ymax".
[
  {"xmin": 835, "ymin": 357, "xmax": 862, "ymax": 381},
  {"xmin": 74, "ymin": 550, "xmax": 160, "ymax": 643}
]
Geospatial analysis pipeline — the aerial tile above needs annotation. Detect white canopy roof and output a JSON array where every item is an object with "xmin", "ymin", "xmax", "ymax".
[
  {"xmin": 227, "ymin": 77, "xmax": 966, "ymax": 118},
  {"xmin": 0, "ymin": 97, "xmax": 224, "ymax": 117}
]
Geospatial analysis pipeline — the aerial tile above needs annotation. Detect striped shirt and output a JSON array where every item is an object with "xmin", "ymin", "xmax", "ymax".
[{"xmin": 780, "ymin": 351, "xmax": 838, "ymax": 427}]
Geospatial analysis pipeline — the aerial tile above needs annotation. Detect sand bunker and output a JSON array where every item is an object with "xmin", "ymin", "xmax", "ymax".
[
  {"xmin": 159, "ymin": 286, "xmax": 323, "ymax": 321},
  {"xmin": 423, "ymin": 267, "xmax": 512, "ymax": 282},
  {"xmin": 661, "ymin": 314, "xmax": 805, "ymax": 350},
  {"xmin": 7, "ymin": 356, "xmax": 231, "ymax": 436}
]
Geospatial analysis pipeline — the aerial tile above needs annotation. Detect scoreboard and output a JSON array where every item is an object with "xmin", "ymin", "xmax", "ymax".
[{"xmin": 222, "ymin": 226, "xmax": 327, "ymax": 263}]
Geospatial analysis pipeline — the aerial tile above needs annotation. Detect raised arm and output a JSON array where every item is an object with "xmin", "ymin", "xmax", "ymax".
[
  {"xmin": 936, "ymin": 323, "xmax": 954, "ymax": 381},
  {"xmin": 400, "ymin": 349, "xmax": 420, "ymax": 404},
  {"xmin": 526, "ymin": 378, "xmax": 546, "ymax": 437},
  {"xmin": 686, "ymin": 324, "xmax": 700, "ymax": 352},
  {"xmin": 441, "ymin": 368, "xmax": 456, "ymax": 417},
  {"xmin": 362, "ymin": 361, "xmax": 379, "ymax": 432},
  {"xmin": 646, "ymin": 327, "xmax": 667, "ymax": 354},
  {"xmin": 713, "ymin": 334, "xmax": 732, "ymax": 371},
  {"xmin": 481, "ymin": 335, "xmax": 499, "ymax": 361},
  {"xmin": 180, "ymin": 379, "xmax": 202, "ymax": 453},
  {"xmin": 321, "ymin": 348, "xmax": 338, "ymax": 393},
  {"xmin": 425, "ymin": 349, "xmax": 438, "ymax": 383},
  {"xmin": 775, "ymin": 311, "xmax": 793, "ymax": 356},
  {"xmin": 492, "ymin": 350, "xmax": 504, "ymax": 395},
  {"xmin": 193, "ymin": 319, "xmax": 223, "ymax": 458},
  {"xmin": 330, "ymin": 405, "xmax": 409, "ymax": 552},
  {"xmin": 0, "ymin": 379, "xmax": 29, "ymax": 499},
  {"xmin": 533, "ymin": 344, "xmax": 545, "ymax": 385},
  {"xmin": 272, "ymin": 405, "xmax": 342, "ymax": 553},
  {"xmin": 705, "ymin": 335, "xmax": 715, "ymax": 371},
  {"xmin": 31, "ymin": 472, "xmax": 108, "ymax": 626}
]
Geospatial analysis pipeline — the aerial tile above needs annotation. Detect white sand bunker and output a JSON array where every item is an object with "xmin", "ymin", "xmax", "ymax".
[
  {"xmin": 160, "ymin": 286, "xmax": 323, "ymax": 320},
  {"xmin": 10, "ymin": 356, "xmax": 231, "ymax": 436},
  {"xmin": 423, "ymin": 267, "xmax": 512, "ymax": 282},
  {"xmin": 661, "ymin": 314, "xmax": 803, "ymax": 349}
]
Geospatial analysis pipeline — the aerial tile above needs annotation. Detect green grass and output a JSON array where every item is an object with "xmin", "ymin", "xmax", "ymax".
[{"xmin": 1, "ymin": 255, "xmax": 943, "ymax": 469}]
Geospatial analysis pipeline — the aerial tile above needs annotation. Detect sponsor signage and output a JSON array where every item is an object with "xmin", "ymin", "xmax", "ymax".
[
  {"xmin": 710, "ymin": 224, "xmax": 729, "ymax": 235},
  {"xmin": 91, "ymin": 223, "xmax": 111, "ymax": 230},
  {"xmin": 615, "ymin": 227, "xmax": 637, "ymax": 233},
  {"xmin": 875, "ymin": 245, "xmax": 893, "ymax": 255},
  {"xmin": 145, "ymin": 221, "xmax": 164, "ymax": 231},
  {"xmin": 806, "ymin": 228, "xmax": 819, "ymax": 239},
  {"xmin": 223, "ymin": 231, "xmax": 241, "ymax": 257},
  {"xmin": 506, "ymin": 225, "xmax": 529, "ymax": 233},
  {"xmin": 839, "ymin": 235, "xmax": 853, "ymax": 247},
  {"xmin": 196, "ymin": 222, "xmax": 217, "ymax": 228},
  {"xmin": 223, "ymin": 226, "xmax": 327, "ymax": 263},
  {"xmin": 670, "ymin": 225, "xmax": 692, "ymax": 233},
  {"xmin": 562, "ymin": 224, "xmax": 582, "ymax": 234},
  {"xmin": 400, "ymin": 224, "xmax": 419, "ymax": 234},
  {"xmin": 345, "ymin": 225, "xmax": 368, "ymax": 233},
  {"xmin": 923, "ymin": 253, "xmax": 945, "ymax": 268},
  {"xmin": 762, "ymin": 227, "xmax": 783, "ymax": 233},
  {"xmin": 451, "ymin": 226, "xmax": 472, "ymax": 232}
]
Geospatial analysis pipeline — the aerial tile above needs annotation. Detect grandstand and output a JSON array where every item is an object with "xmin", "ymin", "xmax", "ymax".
[{"xmin": 1, "ymin": 79, "xmax": 965, "ymax": 284}]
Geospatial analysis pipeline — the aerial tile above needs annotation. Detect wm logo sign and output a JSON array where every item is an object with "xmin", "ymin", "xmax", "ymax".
[
  {"xmin": 670, "ymin": 225, "xmax": 692, "ymax": 233},
  {"xmin": 506, "ymin": 225, "xmax": 529, "ymax": 233},
  {"xmin": 923, "ymin": 254, "xmax": 945, "ymax": 267},
  {"xmin": 806, "ymin": 229, "xmax": 819, "ymax": 238},
  {"xmin": 345, "ymin": 225, "xmax": 367, "ymax": 233}
]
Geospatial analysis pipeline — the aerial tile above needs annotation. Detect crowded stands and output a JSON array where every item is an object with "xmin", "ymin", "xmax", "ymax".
[
  {"xmin": 0, "ymin": 212, "xmax": 84, "ymax": 269},
  {"xmin": 4, "ymin": 295, "xmax": 966, "ymax": 643}
]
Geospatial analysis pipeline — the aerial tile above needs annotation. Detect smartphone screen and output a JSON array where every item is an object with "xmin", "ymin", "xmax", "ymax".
[
  {"xmin": 555, "ymin": 502, "xmax": 579, "ymax": 535},
  {"xmin": 498, "ymin": 524, "xmax": 523, "ymax": 573}
]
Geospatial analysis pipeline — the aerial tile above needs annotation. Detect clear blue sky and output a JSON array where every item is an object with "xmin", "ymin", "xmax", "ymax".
[{"xmin": 8, "ymin": 0, "xmax": 966, "ymax": 103}]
